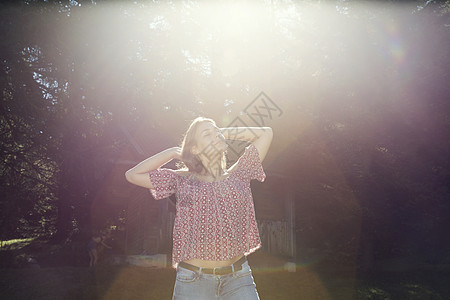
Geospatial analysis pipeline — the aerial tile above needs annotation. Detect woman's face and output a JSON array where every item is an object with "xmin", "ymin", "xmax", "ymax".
[{"xmin": 193, "ymin": 121, "xmax": 227, "ymax": 157}]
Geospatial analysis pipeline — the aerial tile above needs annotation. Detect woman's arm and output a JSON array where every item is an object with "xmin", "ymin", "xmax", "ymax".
[
  {"xmin": 125, "ymin": 147, "xmax": 181, "ymax": 189},
  {"xmin": 220, "ymin": 127, "xmax": 273, "ymax": 162}
]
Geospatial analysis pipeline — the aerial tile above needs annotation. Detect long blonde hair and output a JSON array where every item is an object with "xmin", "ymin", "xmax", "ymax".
[{"xmin": 179, "ymin": 117, "xmax": 227, "ymax": 174}]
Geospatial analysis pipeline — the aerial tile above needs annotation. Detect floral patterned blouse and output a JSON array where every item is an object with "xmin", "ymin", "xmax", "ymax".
[{"xmin": 148, "ymin": 144, "xmax": 265, "ymax": 266}]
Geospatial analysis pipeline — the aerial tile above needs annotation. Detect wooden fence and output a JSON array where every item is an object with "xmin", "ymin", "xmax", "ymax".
[{"xmin": 258, "ymin": 219, "xmax": 295, "ymax": 257}]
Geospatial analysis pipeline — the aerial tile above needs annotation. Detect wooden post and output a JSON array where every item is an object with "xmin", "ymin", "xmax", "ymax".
[{"xmin": 285, "ymin": 180, "xmax": 296, "ymax": 258}]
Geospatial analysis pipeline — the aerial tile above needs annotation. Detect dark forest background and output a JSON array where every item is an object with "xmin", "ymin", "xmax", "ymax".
[{"xmin": 1, "ymin": 0, "xmax": 449, "ymax": 271}]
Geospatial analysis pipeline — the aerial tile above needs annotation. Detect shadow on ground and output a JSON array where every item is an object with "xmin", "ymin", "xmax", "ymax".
[{"xmin": 1, "ymin": 241, "xmax": 449, "ymax": 299}]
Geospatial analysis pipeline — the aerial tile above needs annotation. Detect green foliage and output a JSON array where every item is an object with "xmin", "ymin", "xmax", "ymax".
[{"xmin": 0, "ymin": 36, "xmax": 58, "ymax": 239}]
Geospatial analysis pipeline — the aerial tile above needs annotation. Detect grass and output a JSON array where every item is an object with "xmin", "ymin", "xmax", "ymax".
[
  {"xmin": 0, "ymin": 238, "xmax": 35, "ymax": 250},
  {"xmin": 1, "ymin": 265, "xmax": 175, "ymax": 300},
  {"xmin": 1, "ymin": 261, "xmax": 449, "ymax": 299},
  {"xmin": 1, "ymin": 239, "xmax": 449, "ymax": 299}
]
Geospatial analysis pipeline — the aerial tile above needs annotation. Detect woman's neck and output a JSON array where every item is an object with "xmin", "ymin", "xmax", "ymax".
[
  {"xmin": 200, "ymin": 165, "xmax": 225, "ymax": 179},
  {"xmin": 197, "ymin": 155, "xmax": 225, "ymax": 179}
]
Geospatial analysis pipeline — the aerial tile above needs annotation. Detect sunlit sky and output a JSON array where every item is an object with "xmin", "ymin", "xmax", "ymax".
[{"xmin": 60, "ymin": 1, "xmax": 421, "ymax": 102}]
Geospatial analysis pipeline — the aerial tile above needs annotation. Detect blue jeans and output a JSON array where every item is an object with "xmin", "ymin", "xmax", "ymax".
[{"xmin": 172, "ymin": 261, "xmax": 260, "ymax": 300}]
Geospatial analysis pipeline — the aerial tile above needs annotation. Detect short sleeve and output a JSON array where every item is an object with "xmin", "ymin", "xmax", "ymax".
[
  {"xmin": 148, "ymin": 168, "xmax": 178, "ymax": 200},
  {"xmin": 235, "ymin": 144, "xmax": 266, "ymax": 182}
]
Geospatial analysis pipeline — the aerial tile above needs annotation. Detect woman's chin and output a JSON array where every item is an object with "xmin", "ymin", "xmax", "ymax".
[
  {"xmin": 219, "ymin": 143, "xmax": 228, "ymax": 152},
  {"xmin": 212, "ymin": 141, "xmax": 228, "ymax": 152}
]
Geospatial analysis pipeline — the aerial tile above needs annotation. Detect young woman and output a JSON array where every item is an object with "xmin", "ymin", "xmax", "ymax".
[{"xmin": 125, "ymin": 117, "xmax": 273, "ymax": 299}]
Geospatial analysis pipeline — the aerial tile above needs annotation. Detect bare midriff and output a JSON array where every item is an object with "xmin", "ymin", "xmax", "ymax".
[{"xmin": 183, "ymin": 254, "xmax": 244, "ymax": 268}]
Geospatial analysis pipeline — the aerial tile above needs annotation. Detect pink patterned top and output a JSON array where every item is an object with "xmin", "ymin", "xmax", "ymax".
[{"xmin": 149, "ymin": 144, "xmax": 265, "ymax": 266}]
